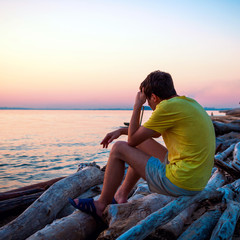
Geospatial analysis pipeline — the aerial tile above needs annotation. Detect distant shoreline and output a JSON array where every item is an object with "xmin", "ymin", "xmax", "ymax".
[{"xmin": 0, "ymin": 107, "xmax": 233, "ymax": 111}]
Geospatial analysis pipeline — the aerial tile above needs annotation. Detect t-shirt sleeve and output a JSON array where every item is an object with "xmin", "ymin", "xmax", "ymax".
[{"xmin": 143, "ymin": 103, "xmax": 174, "ymax": 133}]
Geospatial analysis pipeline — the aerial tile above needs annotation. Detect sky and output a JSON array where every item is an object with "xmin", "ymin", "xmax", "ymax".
[{"xmin": 0, "ymin": 0, "xmax": 239, "ymax": 109}]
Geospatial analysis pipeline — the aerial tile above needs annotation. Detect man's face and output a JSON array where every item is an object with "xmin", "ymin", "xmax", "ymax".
[
  {"xmin": 147, "ymin": 96, "xmax": 155, "ymax": 110},
  {"xmin": 147, "ymin": 93, "xmax": 161, "ymax": 110}
]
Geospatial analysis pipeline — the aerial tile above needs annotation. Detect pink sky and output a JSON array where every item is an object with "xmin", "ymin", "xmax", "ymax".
[{"xmin": 1, "ymin": 1, "xmax": 239, "ymax": 109}]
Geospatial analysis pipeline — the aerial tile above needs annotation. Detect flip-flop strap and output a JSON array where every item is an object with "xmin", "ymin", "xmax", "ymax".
[{"xmin": 77, "ymin": 198, "xmax": 96, "ymax": 214}]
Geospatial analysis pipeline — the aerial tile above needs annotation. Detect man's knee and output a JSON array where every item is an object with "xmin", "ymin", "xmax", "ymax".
[{"xmin": 110, "ymin": 141, "xmax": 129, "ymax": 157}]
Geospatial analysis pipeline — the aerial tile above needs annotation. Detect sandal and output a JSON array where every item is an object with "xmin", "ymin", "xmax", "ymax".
[
  {"xmin": 69, "ymin": 198, "xmax": 98, "ymax": 217},
  {"xmin": 112, "ymin": 197, "xmax": 118, "ymax": 204}
]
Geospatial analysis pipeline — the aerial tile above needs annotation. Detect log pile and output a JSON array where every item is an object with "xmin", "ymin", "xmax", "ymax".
[{"xmin": 0, "ymin": 115, "xmax": 240, "ymax": 239}]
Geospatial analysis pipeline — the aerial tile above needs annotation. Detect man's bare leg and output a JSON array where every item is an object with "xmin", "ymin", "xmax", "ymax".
[
  {"xmin": 114, "ymin": 138, "xmax": 167, "ymax": 204},
  {"xmin": 73, "ymin": 139, "xmax": 167, "ymax": 217},
  {"xmin": 114, "ymin": 166, "xmax": 140, "ymax": 204}
]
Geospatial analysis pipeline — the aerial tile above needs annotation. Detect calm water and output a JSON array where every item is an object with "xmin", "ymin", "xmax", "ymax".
[{"xmin": 0, "ymin": 109, "xmax": 222, "ymax": 192}]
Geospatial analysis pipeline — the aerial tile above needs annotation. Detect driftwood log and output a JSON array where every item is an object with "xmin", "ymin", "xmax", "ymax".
[
  {"xmin": 216, "ymin": 132, "xmax": 240, "ymax": 152},
  {"xmin": 98, "ymin": 194, "xmax": 175, "ymax": 239},
  {"xmin": 148, "ymin": 169, "xmax": 227, "ymax": 239},
  {"xmin": 213, "ymin": 120, "xmax": 240, "ymax": 136},
  {"xmin": 0, "ymin": 177, "xmax": 65, "ymax": 201},
  {"xmin": 232, "ymin": 142, "xmax": 240, "ymax": 171},
  {"xmin": 0, "ymin": 167, "xmax": 104, "ymax": 240},
  {"xmin": 0, "ymin": 192, "xmax": 43, "ymax": 215},
  {"xmin": 98, "ymin": 169, "xmax": 226, "ymax": 240},
  {"xmin": 148, "ymin": 203, "xmax": 198, "ymax": 239},
  {"xmin": 214, "ymin": 142, "xmax": 240, "ymax": 179},
  {"xmin": 27, "ymin": 210, "xmax": 101, "ymax": 240},
  {"xmin": 221, "ymin": 108, "xmax": 240, "ymax": 117},
  {"xmin": 178, "ymin": 206, "xmax": 223, "ymax": 240},
  {"xmin": 1, "ymin": 114, "xmax": 240, "ymax": 240},
  {"xmin": 0, "ymin": 176, "xmax": 65, "ymax": 222},
  {"xmin": 57, "ymin": 184, "xmax": 103, "ymax": 219},
  {"xmin": 210, "ymin": 200, "xmax": 240, "ymax": 240},
  {"xmin": 116, "ymin": 174, "xmax": 235, "ymax": 240}
]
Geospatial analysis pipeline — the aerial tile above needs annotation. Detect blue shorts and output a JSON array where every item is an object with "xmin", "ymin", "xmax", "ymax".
[{"xmin": 145, "ymin": 156, "xmax": 201, "ymax": 197}]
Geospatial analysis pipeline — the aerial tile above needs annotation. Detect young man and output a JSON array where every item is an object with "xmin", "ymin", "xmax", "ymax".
[{"xmin": 69, "ymin": 70, "xmax": 216, "ymax": 218}]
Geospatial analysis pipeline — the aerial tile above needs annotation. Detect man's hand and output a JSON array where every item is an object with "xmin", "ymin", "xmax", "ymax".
[
  {"xmin": 100, "ymin": 129, "xmax": 122, "ymax": 148},
  {"xmin": 134, "ymin": 89, "xmax": 146, "ymax": 108}
]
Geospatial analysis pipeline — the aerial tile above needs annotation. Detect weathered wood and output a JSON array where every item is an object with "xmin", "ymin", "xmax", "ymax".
[
  {"xmin": 150, "ymin": 203, "xmax": 198, "ymax": 239},
  {"xmin": 214, "ymin": 143, "xmax": 240, "ymax": 178},
  {"xmin": 214, "ymin": 157, "xmax": 240, "ymax": 179},
  {"xmin": 0, "ymin": 167, "xmax": 104, "ymax": 240},
  {"xmin": 0, "ymin": 188, "xmax": 44, "ymax": 201},
  {"xmin": 215, "ymin": 143, "xmax": 236, "ymax": 161},
  {"xmin": 178, "ymin": 207, "xmax": 222, "ymax": 240},
  {"xmin": 213, "ymin": 121, "xmax": 240, "ymax": 136},
  {"xmin": 27, "ymin": 210, "xmax": 101, "ymax": 240},
  {"xmin": 116, "ymin": 188, "xmax": 223, "ymax": 240},
  {"xmin": 216, "ymin": 138, "xmax": 240, "ymax": 152},
  {"xmin": 0, "ymin": 192, "xmax": 43, "ymax": 215},
  {"xmin": 210, "ymin": 200, "xmax": 240, "ymax": 240},
  {"xmin": 217, "ymin": 132, "xmax": 240, "ymax": 142},
  {"xmin": 98, "ymin": 169, "xmax": 226, "ymax": 240},
  {"xmin": 98, "ymin": 193, "xmax": 175, "ymax": 240},
  {"xmin": 57, "ymin": 184, "xmax": 103, "ymax": 219},
  {"xmin": 222, "ymin": 108, "xmax": 240, "ymax": 117},
  {"xmin": 215, "ymin": 132, "xmax": 240, "ymax": 152},
  {"xmin": 232, "ymin": 142, "xmax": 240, "ymax": 171},
  {"xmin": 0, "ymin": 177, "xmax": 65, "ymax": 196},
  {"xmin": 211, "ymin": 115, "xmax": 240, "ymax": 123},
  {"xmin": 116, "ymin": 174, "xmax": 229, "ymax": 240}
]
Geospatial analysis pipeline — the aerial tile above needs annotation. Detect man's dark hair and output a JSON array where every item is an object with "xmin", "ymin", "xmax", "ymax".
[{"xmin": 140, "ymin": 70, "xmax": 177, "ymax": 100}]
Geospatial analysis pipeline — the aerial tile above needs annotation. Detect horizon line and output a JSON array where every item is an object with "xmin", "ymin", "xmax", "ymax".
[{"xmin": 0, "ymin": 106, "xmax": 234, "ymax": 111}]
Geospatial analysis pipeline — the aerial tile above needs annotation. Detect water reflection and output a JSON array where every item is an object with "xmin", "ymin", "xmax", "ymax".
[{"xmin": 0, "ymin": 109, "xmax": 221, "ymax": 191}]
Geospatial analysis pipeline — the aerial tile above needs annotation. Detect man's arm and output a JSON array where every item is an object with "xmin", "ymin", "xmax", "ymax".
[
  {"xmin": 128, "ymin": 91, "xmax": 158, "ymax": 147},
  {"xmin": 101, "ymin": 127, "xmax": 128, "ymax": 148}
]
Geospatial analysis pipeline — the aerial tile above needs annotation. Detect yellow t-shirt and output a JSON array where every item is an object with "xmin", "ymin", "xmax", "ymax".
[{"xmin": 143, "ymin": 96, "xmax": 215, "ymax": 191}]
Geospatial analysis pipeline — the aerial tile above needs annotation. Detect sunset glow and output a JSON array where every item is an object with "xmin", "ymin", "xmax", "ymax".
[{"xmin": 1, "ymin": 0, "xmax": 239, "ymax": 109}]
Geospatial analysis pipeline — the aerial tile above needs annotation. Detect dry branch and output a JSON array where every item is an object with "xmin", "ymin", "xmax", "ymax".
[
  {"xmin": 214, "ymin": 143, "xmax": 240, "ymax": 178},
  {"xmin": 150, "ymin": 203, "xmax": 198, "ymax": 239},
  {"xmin": 178, "ymin": 207, "xmax": 222, "ymax": 240},
  {"xmin": 232, "ymin": 142, "xmax": 240, "ymax": 171},
  {"xmin": 116, "ymin": 170, "xmax": 228, "ymax": 240},
  {"xmin": 213, "ymin": 121, "xmax": 240, "ymax": 136},
  {"xmin": 0, "ymin": 192, "xmax": 43, "ymax": 215},
  {"xmin": 98, "ymin": 193, "xmax": 175, "ymax": 240},
  {"xmin": 210, "ymin": 200, "xmax": 240, "ymax": 240},
  {"xmin": 27, "ymin": 210, "xmax": 101, "ymax": 240},
  {"xmin": 0, "ymin": 167, "xmax": 104, "ymax": 240},
  {"xmin": 0, "ymin": 177, "xmax": 65, "ymax": 199}
]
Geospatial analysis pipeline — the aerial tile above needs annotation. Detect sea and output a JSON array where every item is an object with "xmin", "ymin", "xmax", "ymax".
[{"xmin": 0, "ymin": 109, "xmax": 224, "ymax": 192}]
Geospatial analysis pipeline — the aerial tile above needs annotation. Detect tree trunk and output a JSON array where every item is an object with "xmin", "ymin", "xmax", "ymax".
[
  {"xmin": 57, "ymin": 184, "xmax": 103, "ymax": 219},
  {"xmin": 27, "ymin": 210, "xmax": 102, "ymax": 240},
  {"xmin": 149, "ymin": 169, "xmax": 228, "ymax": 239},
  {"xmin": 0, "ymin": 192, "xmax": 43, "ymax": 215},
  {"xmin": 150, "ymin": 203, "xmax": 198, "ymax": 239},
  {"xmin": 116, "ymin": 172, "xmax": 234, "ymax": 240},
  {"xmin": 0, "ymin": 177, "xmax": 65, "ymax": 200},
  {"xmin": 97, "ymin": 193, "xmax": 175, "ymax": 240},
  {"xmin": 210, "ymin": 200, "xmax": 240, "ymax": 240},
  {"xmin": 232, "ymin": 142, "xmax": 240, "ymax": 171},
  {"xmin": 215, "ymin": 143, "xmax": 236, "ymax": 161},
  {"xmin": 214, "ymin": 158, "xmax": 240, "ymax": 179},
  {"xmin": 213, "ymin": 121, "xmax": 240, "ymax": 136},
  {"xmin": 0, "ymin": 167, "xmax": 104, "ymax": 240},
  {"xmin": 178, "ymin": 207, "xmax": 222, "ymax": 240},
  {"xmin": 214, "ymin": 144, "xmax": 240, "ymax": 178}
]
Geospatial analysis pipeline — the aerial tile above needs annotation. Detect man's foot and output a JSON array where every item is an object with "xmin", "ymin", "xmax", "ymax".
[
  {"xmin": 69, "ymin": 198, "xmax": 106, "ymax": 218},
  {"xmin": 114, "ymin": 194, "xmax": 128, "ymax": 204}
]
